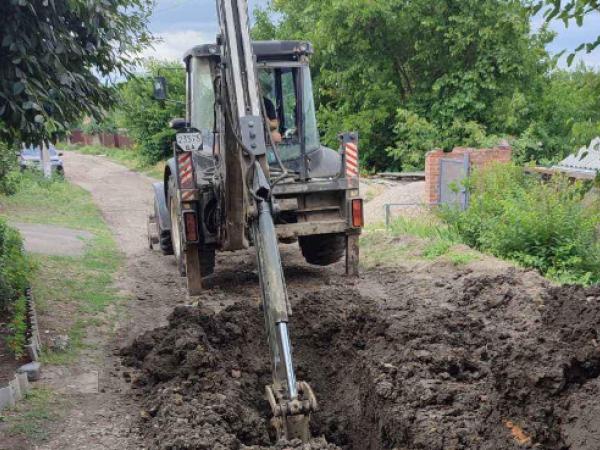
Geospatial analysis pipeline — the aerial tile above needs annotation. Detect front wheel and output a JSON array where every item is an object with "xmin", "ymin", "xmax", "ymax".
[{"xmin": 298, "ymin": 233, "xmax": 346, "ymax": 266}]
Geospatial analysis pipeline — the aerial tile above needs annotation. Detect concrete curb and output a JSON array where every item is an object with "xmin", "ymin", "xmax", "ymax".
[
  {"xmin": 25, "ymin": 288, "xmax": 42, "ymax": 363},
  {"xmin": 0, "ymin": 288, "xmax": 42, "ymax": 412}
]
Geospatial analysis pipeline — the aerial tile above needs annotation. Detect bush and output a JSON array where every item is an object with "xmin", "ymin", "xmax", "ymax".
[
  {"xmin": 442, "ymin": 163, "xmax": 600, "ymax": 284},
  {"xmin": 0, "ymin": 218, "xmax": 31, "ymax": 357},
  {"xmin": 0, "ymin": 218, "xmax": 30, "ymax": 308},
  {"xmin": 386, "ymin": 109, "xmax": 502, "ymax": 170},
  {"xmin": 114, "ymin": 61, "xmax": 185, "ymax": 164},
  {"xmin": 0, "ymin": 141, "xmax": 21, "ymax": 195}
]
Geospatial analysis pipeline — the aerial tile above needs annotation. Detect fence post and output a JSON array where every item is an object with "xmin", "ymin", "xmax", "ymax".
[
  {"xmin": 41, "ymin": 141, "xmax": 51, "ymax": 179},
  {"xmin": 385, "ymin": 204, "xmax": 391, "ymax": 228}
]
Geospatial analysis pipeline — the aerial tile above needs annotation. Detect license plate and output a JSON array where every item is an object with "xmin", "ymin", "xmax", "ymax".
[{"xmin": 176, "ymin": 132, "xmax": 202, "ymax": 152}]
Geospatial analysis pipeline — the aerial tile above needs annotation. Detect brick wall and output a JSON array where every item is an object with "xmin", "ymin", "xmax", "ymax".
[
  {"xmin": 69, "ymin": 129, "xmax": 134, "ymax": 149},
  {"xmin": 425, "ymin": 145, "xmax": 512, "ymax": 205}
]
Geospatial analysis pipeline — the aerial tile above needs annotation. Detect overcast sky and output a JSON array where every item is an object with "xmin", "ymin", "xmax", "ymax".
[{"xmin": 145, "ymin": 0, "xmax": 600, "ymax": 69}]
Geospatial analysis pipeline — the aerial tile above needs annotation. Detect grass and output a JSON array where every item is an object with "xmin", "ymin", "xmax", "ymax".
[
  {"xmin": 361, "ymin": 214, "xmax": 479, "ymax": 267},
  {"xmin": 66, "ymin": 143, "xmax": 165, "ymax": 179},
  {"xmin": 0, "ymin": 173, "xmax": 124, "ymax": 364},
  {"xmin": 0, "ymin": 172, "xmax": 124, "ymax": 442},
  {"xmin": 0, "ymin": 387, "xmax": 65, "ymax": 442}
]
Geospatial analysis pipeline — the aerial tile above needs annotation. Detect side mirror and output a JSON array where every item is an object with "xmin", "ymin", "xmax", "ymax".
[
  {"xmin": 169, "ymin": 118, "xmax": 188, "ymax": 130},
  {"xmin": 153, "ymin": 76, "xmax": 168, "ymax": 101},
  {"xmin": 58, "ymin": 152, "xmax": 64, "ymax": 157}
]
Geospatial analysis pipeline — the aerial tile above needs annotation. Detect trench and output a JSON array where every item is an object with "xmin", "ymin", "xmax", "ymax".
[{"xmin": 122, "ymin": 270, "xmax": 600, "ymax": 450}]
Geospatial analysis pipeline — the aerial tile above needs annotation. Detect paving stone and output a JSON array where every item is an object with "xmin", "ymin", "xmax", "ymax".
[
  {"xmin": 16, "ymin": 372, "xmax": 30, "ymax": 393},
  {"xmin": 9, "ymin": 377, "xmax": 22, "ymax": 402},
  {"xmin": 18, "ymin": 362, "xmax": 42, "ymax": 382},
  {"xmin": 0, "ymin": 386, "xmax": 14, "ymax": 411},
  {"xmin": 26, "ymin": 343, "xmax": 39, "ymax": 362}
]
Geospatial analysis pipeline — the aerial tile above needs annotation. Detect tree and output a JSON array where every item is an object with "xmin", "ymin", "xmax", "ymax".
[
  {"xmin": 254, "ymin": 0, "xmax": 550, "ymax": 170},
  {"xmin": 0, "ymin": 0, "xmax": 153, "ymax": 144},
  {"xmin": 114, "ymin": 61, "xmax": 186, "ymax": 164},
  {"xmin": 534, "ymin": 1, "xmax": 600, "ymax": 65}
]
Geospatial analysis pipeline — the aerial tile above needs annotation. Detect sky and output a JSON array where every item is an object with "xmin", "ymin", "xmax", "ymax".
[
  {"xmin": 145, "ymin": 0, "xmax": 600, "ymax": 69},
  {"xmin": 143, "ymin": 0, "xmax": 267, "ymax": 62}
]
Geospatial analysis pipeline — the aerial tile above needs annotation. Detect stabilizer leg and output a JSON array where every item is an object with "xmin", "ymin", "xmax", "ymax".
[
  {"xmin": 185, "ymin": 244, "xmax": 204, "ymax": 296},
  {"xmin": 346, "ymin": 233, "xmax": 360, "ymax": 277}
]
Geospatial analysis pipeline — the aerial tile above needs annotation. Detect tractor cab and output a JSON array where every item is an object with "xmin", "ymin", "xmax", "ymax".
[{"xmin": 183, "ymin": 41, "xmax": 342, "ymax": 181}]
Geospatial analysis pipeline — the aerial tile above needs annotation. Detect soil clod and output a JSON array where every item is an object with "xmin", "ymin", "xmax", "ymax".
[{"xmin": 123, "ymin": 267, "xmax": 600, "ymax": 450}]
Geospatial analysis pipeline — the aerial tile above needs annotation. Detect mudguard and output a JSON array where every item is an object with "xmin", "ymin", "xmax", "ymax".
[{"xmin": 152, "ymin": 182, "xmax": 171, "ymax": 232}]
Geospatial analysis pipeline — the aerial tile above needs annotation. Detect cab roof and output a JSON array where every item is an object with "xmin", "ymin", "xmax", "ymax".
[{"xmin": 183, "ymin": 40, "xmax": 314, "ymax": 63}]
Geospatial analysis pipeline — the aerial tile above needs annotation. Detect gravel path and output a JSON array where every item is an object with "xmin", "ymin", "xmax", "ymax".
[{"xmin": 363, "ymin": 181, "xmax": 426, "ymax": 224}]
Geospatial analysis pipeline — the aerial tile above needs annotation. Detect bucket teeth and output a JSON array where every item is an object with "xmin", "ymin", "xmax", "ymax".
[{"xmin": 266, "ymin": 382, "xmax": 318, "ymax": 442}]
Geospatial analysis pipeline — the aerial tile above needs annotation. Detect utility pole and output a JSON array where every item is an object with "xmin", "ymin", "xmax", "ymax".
[{"xmin": 41, "ymin": 141, "xmax": 51, "ymax": 179}]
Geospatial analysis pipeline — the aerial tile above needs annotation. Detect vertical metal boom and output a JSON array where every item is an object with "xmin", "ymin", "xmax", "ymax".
[{"xmin": 215, "ymin": 0, "xmax": 316, "ymax": 442}]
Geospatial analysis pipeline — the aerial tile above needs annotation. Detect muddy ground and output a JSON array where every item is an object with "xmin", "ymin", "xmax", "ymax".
[
  {"xmin": 124, "ymin": 255, "xmax": 600, "ymax": 450},
  {"xmin": 7, "ymin": 153, "xmax": 599, "ymax": 450}
]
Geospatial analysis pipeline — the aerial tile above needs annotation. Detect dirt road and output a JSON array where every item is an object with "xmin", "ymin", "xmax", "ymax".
[
  {"xmin": 11, "ymin": 153, "xmax": 600, "ymax": 450},
  {"xmin": 35, "ymin": 152, "xmax": 191, "ymax": 450}
]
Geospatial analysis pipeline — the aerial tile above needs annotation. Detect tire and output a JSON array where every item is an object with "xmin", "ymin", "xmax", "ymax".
[
  {"xmin": 156, "ymin": 201, "xmax": 173, "ymax": 255},
  {"xmin": 299, "ymin": 233, "xmax": 346, "ymax": 266},
  {"xmin": 168, "ymin": 175, "xmax": 216, "ymax": 281},
  {"xmin": 168, "ymin": 176, "xmax": 186, "ymax": 276}
]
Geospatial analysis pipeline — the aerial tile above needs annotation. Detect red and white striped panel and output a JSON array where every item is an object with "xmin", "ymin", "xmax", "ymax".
[
  {"xmin": 181, "ymin": 190, "xmax": 195, "ymax": 201},
  {"xmin": 178, "ymin": 153, "xmax": 194, "ymax": 190},
  {"xmin": 345, "ymin": 142, "xmax": 359, "ymax": 178}
]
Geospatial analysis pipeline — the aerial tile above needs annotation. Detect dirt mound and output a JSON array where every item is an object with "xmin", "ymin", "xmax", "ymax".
[{"xmin": 123, "ymin": 268, "xmax": 600, "ymax": 449}]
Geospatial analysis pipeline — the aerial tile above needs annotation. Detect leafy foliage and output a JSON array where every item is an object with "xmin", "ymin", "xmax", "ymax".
[
  {"xmin": 6, "ymin": 295, "xmax": 27, "ymax": 358},
  {"xmin": 442, "ymin": 163, "xmax": 600, "ymax": 284},
  {"xmin": 254, "ymin": 0, "xmax": 551, "ymax": 170},
  {"xmin": 0, "ymin": 217, "xmax": 31, "ymax": 357},
  {"xmin": 0, "ymin": 0, "xmax": 153, "ymax": 143},
  {"xmin": 113, "ymin": 61, "xmax": 186, "ymax": 164},
  {"xmin": 0, "ymin": 219, "xmax": 29, "ymax": 309},
  {"xmin": 534, "ymin": 1, "xmax": 600, "ymax": 65},
  {"xmin": 0, "ymin": 140, "xmax": 21, "ymax": 195},
  {"xmin": 387, "ymin": 109, "xmax": 499, "ymax": 170}
]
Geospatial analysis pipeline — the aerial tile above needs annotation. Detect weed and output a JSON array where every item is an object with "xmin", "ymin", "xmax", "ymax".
[
  {"xmin": 5, "ymin": 295, "xmax": 27, "ymax": 357},
  {"xmin": 446, "ymin": 250, "xmax": 480, "ymax": 266},
  {"xmin": 3, "ymin": 387, "xmax": 64, "ymax": 442},
  {"xmin": 361, "ymin": 215, "xmax": 465, "ymax": 266},
  {"xmin": 422, "ymin": 240, "xmax": 453, "ymax": 259},
  {"xmin": 442, "ymin": 163, "xmax": 600, "ymax": 285}
]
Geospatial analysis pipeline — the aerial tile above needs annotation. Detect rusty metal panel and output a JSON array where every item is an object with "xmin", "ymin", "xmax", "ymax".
[{"xmin": 439, "ymin": 155, "xmax": 469, "ymax": 210}]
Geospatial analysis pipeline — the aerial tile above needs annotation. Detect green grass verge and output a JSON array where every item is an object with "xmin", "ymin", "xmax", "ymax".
[
  {"xmin": 0, "ymin": 173, "xmax": 123, "ymax": 364},
  {"xmin": 65, "ymin": 143, "xmax": 164, "ymax": 179},
  {"xmin": 361, "ymin": 214, "xmax": 480, "ymax": 267},
  {"xmin": 0, "ymin": 173, "xmax": 124, "ymax": 442},
  {"xmin": 0, "ymin": 387, "xmax": 66, "ymax": 442}
]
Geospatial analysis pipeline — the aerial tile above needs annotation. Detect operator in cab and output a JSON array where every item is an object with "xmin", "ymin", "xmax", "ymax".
[
  {"xmin": 263, "ymin": 96, "xmax": 282, "ymax": 144},
  {"xmin": 260, "ymin": 73, "xmax": 283, "ymax": 145}
]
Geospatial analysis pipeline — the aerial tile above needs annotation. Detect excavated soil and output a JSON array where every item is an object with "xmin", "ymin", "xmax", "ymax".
[{"xmin": 122, "ymin": 261, "xmax": 600, "ymax": 450}]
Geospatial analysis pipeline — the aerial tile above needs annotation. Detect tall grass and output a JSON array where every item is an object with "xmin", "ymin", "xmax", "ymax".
[{"xmin": 442, "ymin": 163, "xmax": 600, "ymax": 284}]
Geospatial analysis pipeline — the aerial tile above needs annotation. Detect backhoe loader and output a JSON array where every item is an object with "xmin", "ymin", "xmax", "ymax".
[{"xmin": 147, "ymin": 0, "xmax": 363, "ymax": 441}]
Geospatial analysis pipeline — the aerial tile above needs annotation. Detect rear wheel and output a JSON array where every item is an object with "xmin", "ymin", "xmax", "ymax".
[
  {"xmin": 168, "ymin": 178, "xmax": 186, "ymax": 276},
  {"xmin": 299, "ymin": 233, "xmax": 346, "ymax": 266},
  {"xmin": 168, "ymin": 176, "xmax": 216, "ymax": 291},
  {"xmin": 155, "ymin": 200, "xmax": 173, "ymax": 255}
]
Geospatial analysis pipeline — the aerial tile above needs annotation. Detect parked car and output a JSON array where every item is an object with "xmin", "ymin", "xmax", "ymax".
[{"xmin": 18, "ymin": 145, "xmax": 64, "ymax": 175}]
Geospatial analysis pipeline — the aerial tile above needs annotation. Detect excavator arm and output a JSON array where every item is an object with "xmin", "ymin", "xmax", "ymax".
[{"xmin": 216, "ymin": 0, "xmax": 316, "ymax": 441}]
